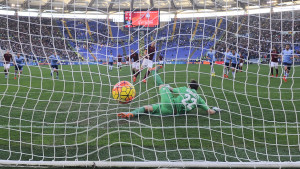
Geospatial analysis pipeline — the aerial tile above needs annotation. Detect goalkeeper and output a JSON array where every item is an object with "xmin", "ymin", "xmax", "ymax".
[{"xmin": 118, "ymin": 65, "xmax": 220, "ymax": 118}]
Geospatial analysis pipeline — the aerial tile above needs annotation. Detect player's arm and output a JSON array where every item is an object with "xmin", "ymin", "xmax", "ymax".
[
  {"xmin": 57, "ymin": 57, "xmax": 61, "ymax": 64},
  {"xmin": 279, "ymin": 52, "xmax": 283, "ymax": 58},
  {"xmin": 44, "ymin": 56, "xmax": 49, "ymax": 63},
  {"xmin": 169, "ymin": 87, "xmax": 180, "ymax": 93},
  {"xmin": 196, "ymin": 96, "xmax": 211, "ymax": 113},
  {"xmin": 23, "ymin": 57, "xmax": 27, "ymax": 65},
  {"xmin": 292, "ymin": 51, "xmax": 299, "ymax": 59},
  {"xmin": 205, "ymin": 53, "xmax": 210, "ymax": 60},
  {"xmin": 292, "ymin": 54, "xmax": 299, "ymax": 59}
]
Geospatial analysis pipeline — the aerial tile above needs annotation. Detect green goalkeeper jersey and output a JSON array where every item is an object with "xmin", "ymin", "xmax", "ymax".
[{"xmin": 173, "ymin": 87, "xmax": 209, "ymax": 114}]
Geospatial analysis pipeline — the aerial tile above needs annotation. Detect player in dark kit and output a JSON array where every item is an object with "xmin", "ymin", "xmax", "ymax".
[
  {"xmin": 130, "ymin": 49, "xmax": 140, "ymax": 83},
  {"xmin": 270, "ymin": 47, "xmax": 279, "ymax": 77},
  {"xmin": 117, "ymin": 54, "xmax": 122, "ymax": 69},
  {"xmin": 3, "ymin": 50, "xmax": 13, "ymax": 78},
  {"xmin": 125, "ymin": 55, "xmax": 129, "ymax": 65},
  {"xmin": 141, "ymin": 41, "xmax": 156, "ymax": 83},
  {"xmin": 238, "ymin": 52, "xmax": 244, "ymax": 72},
  {"xmin": 158, "ymin": 55, "xmax": 164, "ymax": 66}
]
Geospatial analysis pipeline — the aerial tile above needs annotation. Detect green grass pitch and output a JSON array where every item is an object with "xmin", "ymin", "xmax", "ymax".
[{"xmin": 0, "ymin": 63, "xmax": 299, "ymax": 162}]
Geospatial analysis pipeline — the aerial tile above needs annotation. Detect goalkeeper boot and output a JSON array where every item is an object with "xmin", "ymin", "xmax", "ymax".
[
  {"xmin": 117, "ymin": 112, "xmax": 134, "ymax": 118},
  {"xmin": 211, "ymin": 73, "xmax": 215, "ymax": 77},
  {"xmin": 149, "ymin": 65, "xmax": 163, "ymax": 71},
  {"xmin": 142, "ymin": 79, "xmax": 147, "ymax": 83},
  {"xmin": 276, "ymin": 74, "xmax": 278, "ymax": 77}
]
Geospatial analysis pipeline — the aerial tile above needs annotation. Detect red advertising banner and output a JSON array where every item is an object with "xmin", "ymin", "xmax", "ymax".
[{"xmin": 125, "ymin": 11, "xmax": 159, "ymax": 28}]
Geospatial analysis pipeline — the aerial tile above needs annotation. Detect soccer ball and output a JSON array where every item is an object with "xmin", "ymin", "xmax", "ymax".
[{"xmin": 112, "ymin": 81, "xmax": 136, "ymax": 104}]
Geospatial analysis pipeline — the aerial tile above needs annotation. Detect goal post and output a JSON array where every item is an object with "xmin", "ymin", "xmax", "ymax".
[{"xmin": 0, "ymin": 0, "xmax": 300, "ymax": 168}]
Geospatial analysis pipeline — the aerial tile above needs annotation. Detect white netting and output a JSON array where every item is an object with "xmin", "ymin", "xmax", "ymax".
[{"xmin": 0, "ymin": 0, "xmax": 300, "ymax": 167}]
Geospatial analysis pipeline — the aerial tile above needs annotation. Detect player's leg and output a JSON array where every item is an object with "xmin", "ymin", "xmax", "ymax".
[
  {"xmin": 227, "ymin": 65, "xmax": 230, "ymax": 77},
  {"xmin": 270, "ymin": 62, "xmax": 274, "ymax": 76},
  {"xmin": 131, "ymin": 62, "xmax": 136, "ymax": 75},
  {"xmin": 223, "ymin": 63, "xmax": 227, "ymax": 77},
  {"xmin": 275, "ymin": 62, "xmax": 279, "ymax": 77},
  {"xmin": 55, "ymin": 65, "xmax": 59, "ymax": 79},
  {"xmin": 19, "ymin": 66, "xmax": 23, "ymax": 76},
  {"xmin": 4, "ymin": 64, "xmax": 10, "ymax": 78},
  {"xmin": 285, "ymin": 65, "xmax": 291, "ymax": 79},
  {"xmin": 132, "ymin": 68, "xmax": 136, "ymax": 82},
  {"xmin": 231, "ymin": 64, "xmax": 236, "ymax": 78},
  {"xmin": 50, "ymin": 65, "xmax": 54, "ymax": 76},
  {"xmin": 132, "ymin": 68, "xmax": 136, "ymax": 75},
  {"xmin": 4, "ymin": 67, "xmax": 6, "ymax": 78},
  {"xmin": 283, "ymin": 64, "xmax": 288, "ymax": 82},
  {"xmin": 132, "ymin": 63, "xmax": 140, "ymax": 82},
  {"xmin": 133, "ymin": 62, "xmax": 141, "ymax": 82},
  {"xmin": 14, "ymin": 65, "xmax": 18, "ymax": 79},
  {"xmin": 239, "ymin": 63, "xmax": 243, "ymax": 72},
  {"xmin": 110, "ymin": 62, "xmax": 113, "ymax": 70},
  {"xmin": 210, "ymin": 62, "xmax": 215, "ymax": 76},
  {"xmin": 143, "ymin": 60, "xmax": 153, "ymax": 83}
]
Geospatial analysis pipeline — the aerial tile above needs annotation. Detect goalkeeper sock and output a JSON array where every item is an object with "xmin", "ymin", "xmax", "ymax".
[
  {"xmin": 132, "ymin": 69, "xmax": 136, "ymax": 75},
  {"xmin": 286, "ymin": 73, "xmax": 289, "ymax": 78},
  {"xmin": 131, "ymin": 107, "xmax": 145, "ymax": 116},
  {"xmin": 151, "ymin": 70, "xmax": 164, "ymax": 86}
]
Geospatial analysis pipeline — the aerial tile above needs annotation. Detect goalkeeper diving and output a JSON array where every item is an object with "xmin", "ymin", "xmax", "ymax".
[{"xmin": 118, "ymin": 65, "xmax": 220, "ymax": 118}]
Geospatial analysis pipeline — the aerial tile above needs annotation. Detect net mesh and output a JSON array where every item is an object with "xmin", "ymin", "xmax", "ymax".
[{"xmin": 0, "ymin": 0, "xmax": 299, "ymax": 165}]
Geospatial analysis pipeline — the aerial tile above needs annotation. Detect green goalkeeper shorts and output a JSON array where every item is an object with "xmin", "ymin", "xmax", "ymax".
[{"xmin": 151, "ymin": 86, "xmax": 176, "ymax": 115}]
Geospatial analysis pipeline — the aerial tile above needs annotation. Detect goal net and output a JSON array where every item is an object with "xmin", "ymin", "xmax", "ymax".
[{"xmin": 0, "ymin": 0, "xmax": 299, "ymax": 168}]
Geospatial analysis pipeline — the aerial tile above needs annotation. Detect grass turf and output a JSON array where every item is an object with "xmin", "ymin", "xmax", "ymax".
[{"xmin": 0, "ymin": 63, "xmax": 299, "ymax": 163}]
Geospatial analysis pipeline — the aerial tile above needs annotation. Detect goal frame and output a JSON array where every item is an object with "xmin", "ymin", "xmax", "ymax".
[{"xmin": 1, "ymin": 160, "xmax": 300, "ymax": 168}]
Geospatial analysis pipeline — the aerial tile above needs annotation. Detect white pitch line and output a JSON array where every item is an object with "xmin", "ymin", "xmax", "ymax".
[{"xmin": 0, "ymin": 125, "xmax": 298, "ymax": 129}]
